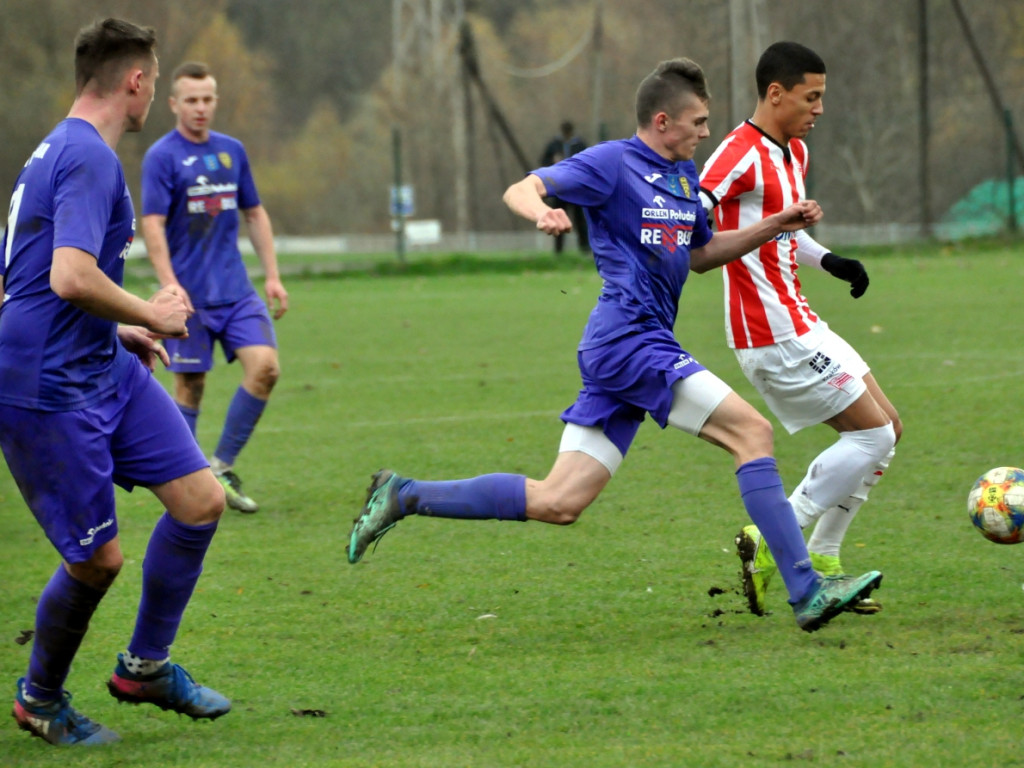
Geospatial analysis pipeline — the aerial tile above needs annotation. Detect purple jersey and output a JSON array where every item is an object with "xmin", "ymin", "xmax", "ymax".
[
  {"xmin": 532, "ymin": 135, "xmax": 712, "ymax": 350},
  {"xmin": 0, "ymin": 118, "xmax": 135, "ymax": 411},
  {"xmin": 141, "ymin": 129, "xmax": 260, "ymax": 308}
]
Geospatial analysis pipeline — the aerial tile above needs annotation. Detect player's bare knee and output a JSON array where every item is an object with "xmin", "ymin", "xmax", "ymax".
[
  {"xmin": 247, "ymin": 361, "xmax": 279, "ymax": 397},
  {"xmin": 891, "ymin": 413, "xmax": 904, "ymax": 444},
  {"xmin": 70, "ymin": 551, "xmax": 123, "ymax": 589},
  {"xmin": 186, "ymin": 474, "xmax": 227, "ymax": 524},
  {"xmin": 174, "ymin": 373, "xmax": 205, "ymax": 408},
  {"xmin": 738, "ymin": 412, "xmax": 775, "ymax": 456},
  {"xmin": 206, "ymin": 478, "xmax": 227, "ymax": 519},
  {"xmin": 260, "ymin": 360, "xmax": 280, "ymax": 391}
]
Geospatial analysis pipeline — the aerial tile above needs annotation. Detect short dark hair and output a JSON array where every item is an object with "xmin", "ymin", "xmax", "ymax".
[
  {"xmin": 170, "ymin": 61, "xmax": 215, "ymax": 97},
  {"xmin": 172, "ymin": 61, "xmax": 213, "ymax": 83},
  {"xmin": 74, "ymin": 18, "xmax": 157, "ymax": 95},
  {"xmin": 755, "ymin": 42, "xmax": 826, "ymax": 98},
  {"xmin": 635, "ymin": 58, "xmax": 709, "ymax": 127}
]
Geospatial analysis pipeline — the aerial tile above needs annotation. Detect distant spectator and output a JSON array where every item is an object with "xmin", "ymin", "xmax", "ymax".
[{"xmin": 539, "ymin": 121, "xmax": 589, "ymax": 253}]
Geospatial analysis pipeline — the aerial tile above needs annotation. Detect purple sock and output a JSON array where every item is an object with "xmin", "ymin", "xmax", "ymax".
[
  {"xmin": 128, "ymin": 513, "xmax": 218, "ymax": 660},
  {"xmin": 177, "ymin": 403, "xmax": 199, "ymax": 438},
  {"xmin": 25, "ymin": 566, "xmax": 106, "ymax": 700},
  {"xmin": 214, "ymin": 387, "xmax": 266, "ymax": 466},
  {"xmin": 399, "ymin": 474, "xmax": 527, "ymax": 521},
  {"xmin": 736, "ymin": 457, "xmax": 817, "ymax": 604}
]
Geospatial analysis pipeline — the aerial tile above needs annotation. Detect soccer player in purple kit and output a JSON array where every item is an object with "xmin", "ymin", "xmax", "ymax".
[
  {"xmin": 348, "ymin": 58, "xmax": 883, "ymax": 633},
  {"xmin": 141, "ymin": 61, "xmax": 288, "ymax": 514},
  {"xmin": 1, "ymin": 19, "xmax": 230, "ymax": 746}
]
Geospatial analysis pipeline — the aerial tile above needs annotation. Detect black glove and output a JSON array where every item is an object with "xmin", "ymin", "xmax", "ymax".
[{"xmin": 821, "ymin": 252, "xmax": 869, "ymax": 298}]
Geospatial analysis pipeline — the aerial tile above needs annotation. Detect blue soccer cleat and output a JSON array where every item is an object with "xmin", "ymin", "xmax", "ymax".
[
  {"xmin": 107, "ymin": 654, "xmax": 231, "ymax": 720},
  {"xmin": 13, "ymin": 678, "xmax": 120, "ymax": 746}
]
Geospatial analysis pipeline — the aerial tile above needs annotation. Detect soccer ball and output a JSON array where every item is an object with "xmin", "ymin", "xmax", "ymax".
[{"xmin": 967, "ymin": 466, "xmax": 1024, "ymax": 544}]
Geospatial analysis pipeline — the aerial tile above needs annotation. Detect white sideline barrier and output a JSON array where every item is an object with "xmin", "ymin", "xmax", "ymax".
[{"xmin": 119, "ymin": 222, "xmax": 994, "ymax": 262}]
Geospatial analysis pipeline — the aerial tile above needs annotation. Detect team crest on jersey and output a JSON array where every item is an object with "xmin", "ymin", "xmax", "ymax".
[
  {"xmin": 665, "ymin": 175, "xmax": 690, "ymax": 197},
  {"xmin": 202, "ymin": 154, "xmax": 220, "ymax": 171},
  {"xmin": 218, "ymin": 152, "xmax": 232, "ymax": 169}
]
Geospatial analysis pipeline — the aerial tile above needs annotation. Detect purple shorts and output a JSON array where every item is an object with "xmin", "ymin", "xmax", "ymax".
[
  {"xmin": 0, "ymin": 358, "xmax": 208, "ymax": 563},
  {"xmin": 561, "ymin": 329, "xmax": 707, "ymax": 457},
  {"xmin": 166, "ymin": 290, "xmax": 277, "ymax": 373}
]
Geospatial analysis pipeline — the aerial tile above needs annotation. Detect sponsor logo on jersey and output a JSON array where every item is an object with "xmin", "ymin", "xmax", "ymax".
[
  {"xmin": 642, "ymin": 207, "xmax": 696, "ymax": 222},
  {"xmin": 182, "ymin": 155, "xmax": 198, "ymax": 166},
  {"xmin": 808, "ymin": 352, "xmax": 832, "ymax": 374},
  {"xmin": 673, "ymin": 353, "xmax": 695, "ymax": 369},
  {"xmin": 80, "ymin": 517, "xmax": 114, "ymax": 546},
  {"xmin": 640, "ymin": 223, "xmax": 693, "ymax": 250},
  {"xmin": 186, "ymin": 176, "xmax": 239, "ymax": 216},
  {"xmin": 118, "ymin": 232, "xmax": 134, "ymax": 260},
  {"xmin": 828, "ymin": 371, "xmax": 854, "ymax": 390},
  {"xmin": 644, "ymin": 173, "xmax": 662, "ymax": 183}
]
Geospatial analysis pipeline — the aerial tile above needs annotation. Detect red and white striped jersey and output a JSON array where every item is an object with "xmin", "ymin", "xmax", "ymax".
[{"xmin": 699, "ymin": 121, "xmax": 828, "ymax": 349}]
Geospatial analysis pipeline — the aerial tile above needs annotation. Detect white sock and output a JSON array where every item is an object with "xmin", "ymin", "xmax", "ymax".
[
  {"xmin": 807, "ymin": 447, "xmax": 895, "ymax": 558},
  {"xmin": 789, "ymin": 488, "xmax": 826, "ymax": 529},
  {"xmin": 123, "ymin": 651, "xmax": 169, "ymax": 677},
  {"xmin": 209, "ymin": 456, "xmax": 231, "ymax": 475},
  {"xmin": 789, "ymin": 424, "xmax": 895, "ymax": 521}
]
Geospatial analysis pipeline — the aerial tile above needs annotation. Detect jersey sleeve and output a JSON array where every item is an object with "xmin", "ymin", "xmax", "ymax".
[
  {"xmin": 531, "ymin": 143, "xmax": 620, "ymax": 208},
  {"xmin": 141, "ymin": 144, "xmax": 174, "ymax": 217},
  {"xmin": 236, "ymin": 144, "xmax": 261, "ymax": 211},
  {"xmin": 699, "ymin": 133, "xmax": 756, "ymax": 208},
  {"xmin": 793, "ymin": 230, "xmax": 829, "ymax": 269},
  {"xmin": 690, "ymin": 197, "xmax": 713, "ymax": 250},
  {"xmin": 52, "ymin": 147, "xmax": 120, "ymax": 259}
]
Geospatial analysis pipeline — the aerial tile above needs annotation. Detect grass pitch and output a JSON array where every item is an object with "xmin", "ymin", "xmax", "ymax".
[{"xmin": 2, "ymin": 240, "xmax": 1023, "ymax": 767}]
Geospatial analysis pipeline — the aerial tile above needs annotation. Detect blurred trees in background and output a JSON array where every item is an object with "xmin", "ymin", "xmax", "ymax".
[{"xmin": 1, "ymin": 0, "xmax": 1022, "ymax": 236}]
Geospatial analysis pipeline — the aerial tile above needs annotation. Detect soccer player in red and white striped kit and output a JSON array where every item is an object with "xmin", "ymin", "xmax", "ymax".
[{"xmin": 699, "ymin": 41, "xmax": 902, "ymax": 616}]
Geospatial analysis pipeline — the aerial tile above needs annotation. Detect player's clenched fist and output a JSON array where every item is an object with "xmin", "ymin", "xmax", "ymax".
[
  {"xmin": 536, "ymin": 206, "xmax": 573, "ymax": 236},
  {"xmin": 148, "ymin": 285, "xmax": 191, "ymax": 337},
  {"xmin": 775, "ymin": 199, "xmax": 823, "ymax": 231}
]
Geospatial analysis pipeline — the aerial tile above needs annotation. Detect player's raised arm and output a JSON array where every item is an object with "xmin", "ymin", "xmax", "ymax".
[
  {"xmin": 690, "ymin": 200, "xmax": 822, "ymax": 273},
  {"xmin": 503, "ymin": 175, "xmax": 573, "ymax": 237}
]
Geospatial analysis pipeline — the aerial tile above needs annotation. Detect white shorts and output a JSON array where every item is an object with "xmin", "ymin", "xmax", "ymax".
[{"xmin": 734, "ymin": 322, "xmax": 868, "ymax": 434}]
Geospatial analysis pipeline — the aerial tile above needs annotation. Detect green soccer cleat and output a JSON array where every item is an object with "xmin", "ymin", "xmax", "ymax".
[
  {"xmin": 809, "ymin": 552, "xmax": 844, "ymax": 577},
  {"xmin": 793, "ymin": 570, "xmax": 883, "ymax": 632},
  {"xmin": 810, "ymin": 552, "xmax": 883, "ymax": 614},
  {"xmin": 215, "ymin": 470, "xmax": 259, "ymax": 514},
  {"xmin": 348, "ymin": 470, "xmax": 408, "ymax": 564},
  {"xmin": 735, "ymin": 525, "xmax": 778, "ymax": 616}
]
